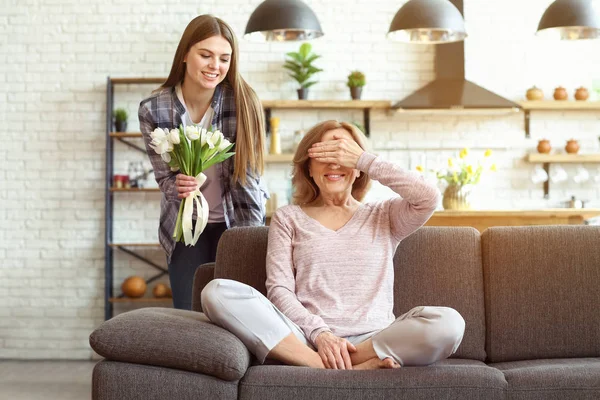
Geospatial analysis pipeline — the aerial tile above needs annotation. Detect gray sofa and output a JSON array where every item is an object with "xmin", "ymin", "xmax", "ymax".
[{"xmin": 90, "ymin": 225, "xmax": 600, "ymax": 400}]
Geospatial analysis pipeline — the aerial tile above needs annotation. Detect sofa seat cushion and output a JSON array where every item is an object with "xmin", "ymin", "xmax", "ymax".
[
  {"xmin": 239, "ymin": 359, "xmax": 506, "ymax": 400},
  {"xmin": 93, "ymin": 360, "xmax": 238, "ymax": 400},
  {"xmin": 490, "ymin": 358, "xmax": 600, "ymax": 400},
  {"xmin": 89, "ymin": 308, "xmax": 250, "ymax": 381}
]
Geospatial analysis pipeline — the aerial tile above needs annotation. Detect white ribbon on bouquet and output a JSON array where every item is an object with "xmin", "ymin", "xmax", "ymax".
[{"xmin": 181, "ymin": 172, "xmax": 209, "ymax": 246}]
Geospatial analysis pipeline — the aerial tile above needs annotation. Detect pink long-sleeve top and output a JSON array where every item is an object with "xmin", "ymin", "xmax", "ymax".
[{"xmin": 265, "ymin": 152, "xmax": 441, "ymax": 345}]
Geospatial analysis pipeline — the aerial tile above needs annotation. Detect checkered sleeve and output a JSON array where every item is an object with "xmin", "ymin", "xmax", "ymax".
[
  {"xmin": 138, "ymin": 101, "xmax": 178, "ymax": 202},
  {"xmin": 231, "ymin": 168, "xmax": 268, "ymax": 226}
]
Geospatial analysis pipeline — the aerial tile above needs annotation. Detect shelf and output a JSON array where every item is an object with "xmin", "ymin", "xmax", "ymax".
[
  {"xmin": 262, "ymin": 100, "xmax": 391, "ymax": 138},
  {"xmin": 519, "ymin": 101, "xmax": 600, "ymax": 110},
  {"xmin": 261, "ymin": 100, "xmax": 391, "ymax": 109},
  {"xmin": 110, "ymin": 132, "xmax": 143, "ymax": 138},
  {"xmin": 109, "ymin": 297, "xmax": 172, "ymax": 303},
  {"xmin": 109, "ymin": 243, "xmax": 161, "ymax": 248},
  {"xmin": 520, "ymin": 101, "xmax": 600, "ymax": 138},
  {"xmin": 525, "ymin": 153, "xmax": 600, "ymax": 199},
  {"xmin": 110, "ymin": 187, "xmax": 160, "ymax": 192},
  {"xmin": 527, "ymin": 153, "xmax": 600, "ymax": 163},
  {"xmin": 110, "ymin": 77, "xmax": 165, "ymax": 85},
  {"xmin": 265, "ymin": 154, "xmax": 294, "ymax": 163}
]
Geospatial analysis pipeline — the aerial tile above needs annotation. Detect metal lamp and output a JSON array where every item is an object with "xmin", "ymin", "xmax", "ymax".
[
  {"xmin": 244, "ymin": 0, "xmax": 324, "ymax": 42},
  {"xmin": 537, "ymin": 0, "xmax": 600, "ymax": 40},
  {"xmin": 387, "ymin": 0, "xmax": 467, "ymax": 44}
]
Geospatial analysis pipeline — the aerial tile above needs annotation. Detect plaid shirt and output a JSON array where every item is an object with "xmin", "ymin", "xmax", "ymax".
[{"xmin": 138, "ymin": 82, "xmax": 268, "ymax": 262}]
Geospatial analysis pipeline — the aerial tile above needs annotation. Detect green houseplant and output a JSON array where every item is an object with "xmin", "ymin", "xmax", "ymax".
[
  {"xmin": 283, "ymin": 42, "xmax": 323, "ymax": 100},
  {"xmin": 114, "ymin": 108, "xmax": 129, "ymax": 132},
  {"xmin": 347, "ymin": 70, "xmax": 366, "ymax": 100}
]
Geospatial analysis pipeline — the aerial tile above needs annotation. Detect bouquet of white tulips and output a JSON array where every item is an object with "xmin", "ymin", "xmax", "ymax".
[{"xmin": 149, "ymin": 124, "xmax": 234, "ymax": 246}]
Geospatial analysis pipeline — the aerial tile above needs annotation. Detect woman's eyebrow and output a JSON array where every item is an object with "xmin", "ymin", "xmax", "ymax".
[{"xmin": 197, "ymin": 48, "xmax": 231, "ymax": 57}]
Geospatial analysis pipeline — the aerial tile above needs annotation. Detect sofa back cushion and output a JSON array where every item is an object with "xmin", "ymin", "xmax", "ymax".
[
  {"xmin": 213, "ymin": 226, "xmax": 270, "ymax": 296},
  {"xmin": 482, "ymin": 226, "xmax": 600, "ymax": 362},
  {"xmin": 393, "ymin": 227, "xmax": 486, "ymax": 361}
]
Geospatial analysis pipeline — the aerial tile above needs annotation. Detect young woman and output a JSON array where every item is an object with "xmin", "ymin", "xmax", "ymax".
[{"xmin": 139, "ymin": 15, "xmax": 268, "ymax": 310}]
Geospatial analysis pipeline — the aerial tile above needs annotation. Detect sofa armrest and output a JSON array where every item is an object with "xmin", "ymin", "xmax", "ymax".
[
  {"xmin": 192, "ymin": 262, "xmax": 215, "ymax": 313},
  {"xmin": 89, "ymin": 308, "xmax": 250, "ymax": 381}
]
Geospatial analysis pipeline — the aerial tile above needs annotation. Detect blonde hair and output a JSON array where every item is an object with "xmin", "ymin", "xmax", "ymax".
[
  {"xmin": 292, "ymin": 120, "xmax": 371, "ymax": 205},
  {"xmin": 161, "ymin": 15, "xmax": 264, "ymax": 185}
]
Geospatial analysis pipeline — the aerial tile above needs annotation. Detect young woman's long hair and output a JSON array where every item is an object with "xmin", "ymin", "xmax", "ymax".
[{"xmin": 162, "ymin": 15, "xmax": 264, "ymax": 185}]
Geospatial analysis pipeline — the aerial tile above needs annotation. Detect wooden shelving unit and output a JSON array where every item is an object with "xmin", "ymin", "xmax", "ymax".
[
  {"xmin": 110, "ymin": 187, "xmax": 160, "ymax": 192},
  {"xmin": 519, "ymin": 100, "xmax": 600, "ymax": 110},
  {"xmin": 262, "ymin": 100, "xmax": 391, "ymax": 137},
  {"xmin": 518, "ymin": 101, "xmax": 600, "ymax": 137},
  {"xmin": 109, "ymin": 132, "xmax": 143, "ymax": 138},
  {"xmin": 109, "ymin": 243, "xmax": 161, "ymax": 248},
  {"xmin": 525, "ymin": 152, "xmax": 600, "ymax": 198},
  {"xmin": 527, "ymin": 153, "xmax": 600, "ymax": 163},
  {"xmin": 109, "ymin": 297, "xmax": 172, "ymax": 303}
]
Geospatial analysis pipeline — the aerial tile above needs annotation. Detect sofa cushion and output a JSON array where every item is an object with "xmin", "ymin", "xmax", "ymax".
[
  {"xmin": 490, "ymin": 358, "xmax": 600, "ymax": 400},
  {"xmin": 214, "ymin": 226, "xmax": 269, "ymax": 296},
  {"xmin": 89, "ymin": 308, "xmax": 250, "ymax": 381},
  {"xmin": 92, "ymin": 360, "xmax": 238, "ymax": 400},
  {"xmin": 393, "ymin": 227, "xmax": 486, "ymax": 361},
  {"xmin": 482, "ymin": 226, "xmax": 600, "ymax": 362},
  {"xmin": 93, "ymin": 360, "xmax": 238, "ymax": 400},
  {"xmin": 239, "ymin": 359, "xmax": 506, "ymax": 400},
  {"xmin": 192, "ymin": 262, "xmax": 215, "ymax": 312}
]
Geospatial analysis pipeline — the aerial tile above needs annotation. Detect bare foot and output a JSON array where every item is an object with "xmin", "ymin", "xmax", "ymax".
[{"xmin": 353, "ymin": 357, "xmax": 401, "ymax": 370}]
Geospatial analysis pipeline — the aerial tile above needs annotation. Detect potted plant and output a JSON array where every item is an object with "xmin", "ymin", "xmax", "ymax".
[
  {"xmin": 283, "ymin": 42, "xmax": 323, "ymax": 100},
  {"xmin": 114, "ymin": 108, "xmax": 129, "ymax": 132},
  {"xmin": 347, "ymin": 70, "xmax": 366, "ymax": 100},
  {"xmin": 416, "ymin": 148, "xmax": 497, "ymax": 210}
]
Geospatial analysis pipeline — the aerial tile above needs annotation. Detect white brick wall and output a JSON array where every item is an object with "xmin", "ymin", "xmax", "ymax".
[{"xmin": 1, "ymin": 0, "xmax": 599, "ymax": 359}]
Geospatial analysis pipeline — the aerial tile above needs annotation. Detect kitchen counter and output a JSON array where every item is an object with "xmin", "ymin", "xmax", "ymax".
[
  {"xmin": 265, "ymin": 208, "xmax": 600, "ymax": 232},
  {"xmin": 425, "ymin": 208, "xmax": 600, "ymax": 232}
]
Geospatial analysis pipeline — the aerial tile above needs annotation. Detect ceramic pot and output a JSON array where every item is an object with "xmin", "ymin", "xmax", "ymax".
[
  {"xmin": 115, "ymin": 120, "xmax": 128, "ymax": 132},
  {"xmin": 553, "ymin": 86, "xmax": 568, "ymax": 100},
  {"xmin": 565, "ymin": 139, "xmax": 580, "ymax": 154},
  {"xmin": 574, "ymin": 87, "xmax": 589, "ymax": 101},
  {"xmin": 526, "ymin": 86, "xmax": 544, "ymax": 101},
  {"xmin": 442, "ymin": 185, "xmax": 473, "ymax": 210},
  {"xmin": 297, "ymin": 88, "xmax": 308, "ymax": 100},
  {"xmin": 537, "ymin": 139, "xmax": 552, "ymax": 154},
  {"xmin": 350, "ymin": 86, "xmax": 363, "ymax": 100}
]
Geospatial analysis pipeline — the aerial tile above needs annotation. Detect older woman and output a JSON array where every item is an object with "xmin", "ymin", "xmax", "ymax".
[{"xmin": 202, "ymin": 120, "xmax": 465, "ymax": 370}]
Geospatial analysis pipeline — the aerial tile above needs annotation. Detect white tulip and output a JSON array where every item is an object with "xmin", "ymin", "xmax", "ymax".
[
  {"xmin": 168, "ymin": 129, "xmax": 180, "ymax": 145},
  {"xmin": 218, "ymin": 137, "xmax": 231, "ymax": 152},
  {"xmin": 185, "ymin": 125, "xmax": 199, "ymax": 141},
  {"xmin": 200, "ymin": 128, "xmax": 208, "ymax": 146},
  {"xmin": 150, "ymin": 137, "xmax": 170, "ymax": 155},
  {"xmin": 206, "ymin": 130, "xmax": 219, "ymax": 149},
  {"xmin": 161, "ymin": 152, "xmax": 171, "ymax": 163},
  {"xmin": 150, "ymin": 127, "xmax": 168, "ymax": 142}
]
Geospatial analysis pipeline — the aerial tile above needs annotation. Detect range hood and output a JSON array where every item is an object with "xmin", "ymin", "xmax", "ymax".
[{"xmin": 393, "ymin": 0, "xmax": 520, "ymax": 111}]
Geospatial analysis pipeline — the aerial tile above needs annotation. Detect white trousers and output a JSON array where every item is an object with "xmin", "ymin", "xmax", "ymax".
[{"xmin": 201, "ymin": 279, "xmax": 465, "ymax": 366}]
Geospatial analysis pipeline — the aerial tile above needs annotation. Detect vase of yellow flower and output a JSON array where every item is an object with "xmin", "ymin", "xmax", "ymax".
[
  {"xmin": 442, "ymin": 184, "xmax": 473, "ymax": 210},
  {"xmin": 417, "ymin": 148, "xmax": 496, "ymax": 211}
]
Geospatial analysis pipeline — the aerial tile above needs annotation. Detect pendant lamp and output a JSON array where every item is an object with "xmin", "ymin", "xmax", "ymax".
[
  {"xmin": 244, "ymin": 0, "xmax": 324, "ymax": 41},
  {"xmin": 537, "ymin": 0, "xmax": 600, "ymax": 40},
  {"xmin": 388, "ymin": 0, "xmax": 467, "ymax": 44}
]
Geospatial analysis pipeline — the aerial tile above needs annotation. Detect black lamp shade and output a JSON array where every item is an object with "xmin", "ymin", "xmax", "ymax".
[
  {"xmin": 244, "ymin": 0, "xmax": 324, "ymax": 41},
  {"xmin": 537, "ymin": 0, "xmax": 600, "ymax": 40},
  {"xmin": 387, "ymin": 0, "xmax": 467, "ymax": 43}
]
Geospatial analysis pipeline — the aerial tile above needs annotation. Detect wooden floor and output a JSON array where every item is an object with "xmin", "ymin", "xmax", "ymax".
[{"xmin": 0, "ymin": 360, "xmax": 96, "ymax": 399}]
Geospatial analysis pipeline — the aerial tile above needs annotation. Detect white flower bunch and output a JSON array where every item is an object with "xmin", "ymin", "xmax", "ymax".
[{"xmin": 149, "ymin": 124, "xmax": 234, "ymax": 245}]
